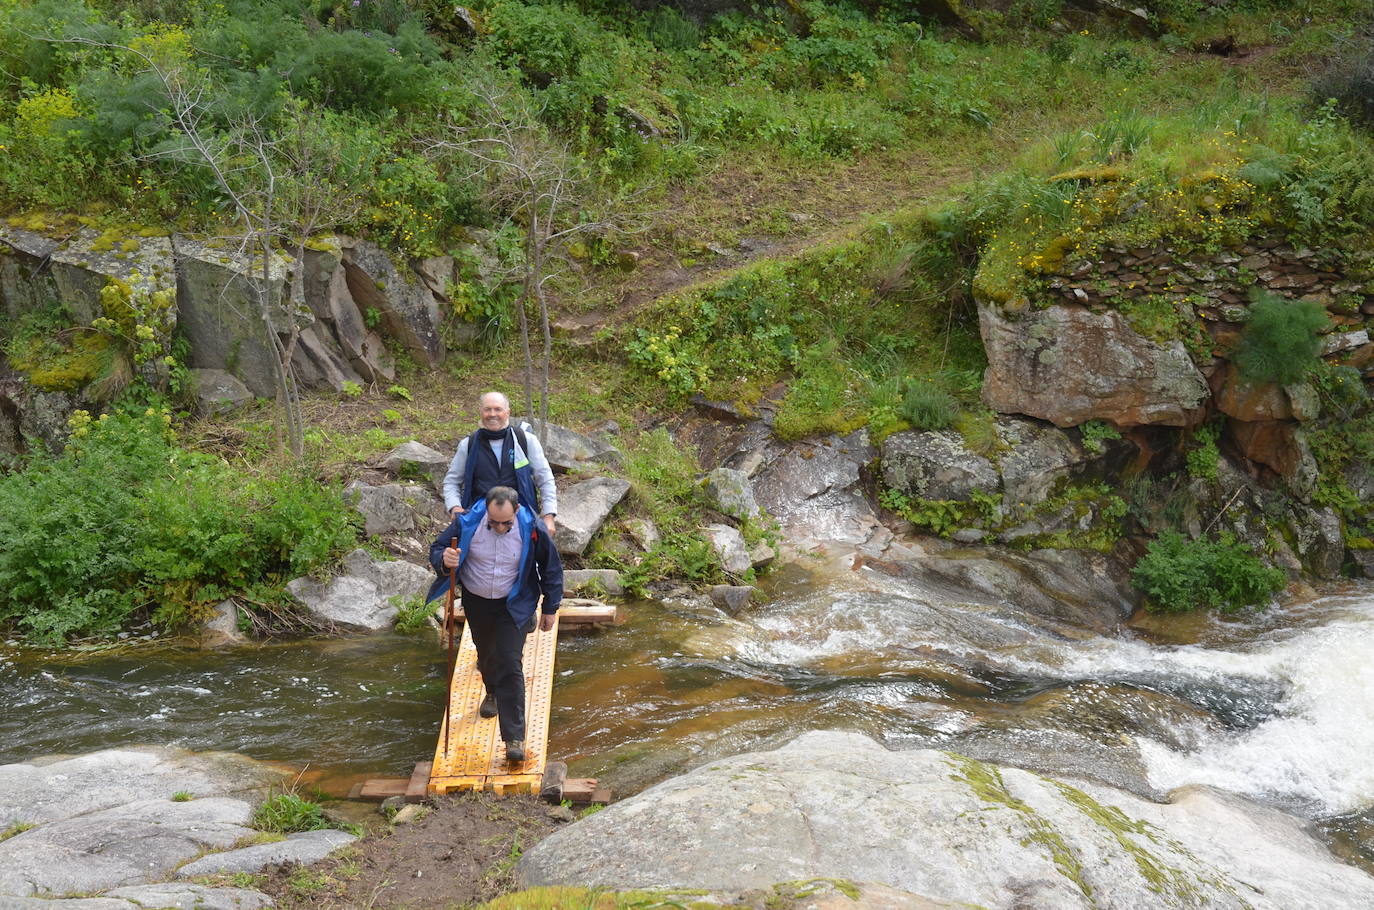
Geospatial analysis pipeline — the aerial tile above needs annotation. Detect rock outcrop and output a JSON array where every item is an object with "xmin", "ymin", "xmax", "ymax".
[
  {"xmin": 517, "ymin": 730, "xmax": 1374, "ymax": 910},
  {"xmin": 0, "ymin": 748, "xmax": 292, "ymax": 904},
  {"xmin": 979, "ymin": 301, "xmax": 1209, "ymax": 427},
  {"xmin": 285, "ymin": 548, "xmax": 432, "ymax": 629}
]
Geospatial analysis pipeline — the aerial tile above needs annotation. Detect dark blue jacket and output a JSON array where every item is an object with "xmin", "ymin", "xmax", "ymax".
[
  {"xmin": 461, "ymin": 427, "xmax": 539, "ymax": 513},
  {"xmin": 425, "ymin": 499, "xmax": 563, "ymax": 627}
]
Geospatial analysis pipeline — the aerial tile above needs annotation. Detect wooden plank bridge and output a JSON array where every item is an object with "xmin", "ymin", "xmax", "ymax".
[{"xmin": 354, "ymin": 601, "xmax": 615, "ymax": 804}]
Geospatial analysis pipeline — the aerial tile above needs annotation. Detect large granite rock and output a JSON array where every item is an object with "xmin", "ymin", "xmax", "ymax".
[
  {"xmin": 105, "ymin": 883, "xmax": 273, "ymax": 909},
  {"xmin": 379, "ymin": 441, "xmax": 449, "ymax": 491},
  {"xmin": 172, "ymin": 238, "xmax": 302, "ymax": 399},
  {"xmin": 177, "ymin": 829, "xmax": 356, "ymax": 877},
  {"xmin": 0, "ymin": 748, "xmax": 282, "ymax": 830},
  {"xmin": 344, "ymin": 480, "xmax": 446, "ymax": 535},
  {"xmin": 752, "ymin": 429, "xmax": 880, "ymax": 546},
  {"xmin": 904, "ymin": 546, "xmax": 1138, "ymax": 635},
  {"xmin": 518, "ymin": 418, "xmax": 621, "ymax": 472},
  {"xmin": 301, "ymin": 243, "xmax": 394, "ymax": 383},
  {"xmin": 980, "ymin": 301, "xmax": 1209, "ymax": 427},
  {"xmin": 554, "ymin": 477, "xmax": 631, "ymax": 556},
  {"xmin": 289, "ymin": 323, "xmax": 362, "ymax": 392},
  {"xmin": 1210, "ymin": 361, "xmax": 1292, "ymax": 422},
  {"xmin": 517, "ymin": 730, "xmax": 1374, "ymax": 910},
  {"xmin": 700, "ymin": 467, "xmax": 759, "ymax": 520},
  {"xmin": 996, "ymin": 417, "xmax": 1094, "ymax": 510},
  {"xmin": 880, "ymin": 430, "xmax": 998, "ymax": 502},
  {"xmin": 0, "ymin": 798, "xmax": 254, "ymax": 897},
  {"xmin": 0, "ymin": 227, "xmax": 175, "ymax": 327},
  {"xmin": 341, "ymin": 238, "xmax": 445, "ymax": 368},
  {"xmin": 286, "ymin": 548, "xmax": 432, "ymax": 630},
  {"xmin": 702, "ymin": 524, "xmax": 752, "ymax": 576},
  {"xmin": 190, "ymin": 368, "xmax": 254, "ymax": 416}
]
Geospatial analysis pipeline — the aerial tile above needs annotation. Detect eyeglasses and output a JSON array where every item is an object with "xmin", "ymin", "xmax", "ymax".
[{"xmin": 486, "ymin": 519, "xmax": 515, "ymax": 531}]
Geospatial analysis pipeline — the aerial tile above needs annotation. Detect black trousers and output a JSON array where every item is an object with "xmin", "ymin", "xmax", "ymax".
[{"xmin": 461, "ymin": 586, "xmax": 532, "ymax": 742}]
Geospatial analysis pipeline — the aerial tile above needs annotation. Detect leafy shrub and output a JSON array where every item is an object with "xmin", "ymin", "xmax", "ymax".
[
  {"xmin": 1233, "ymin": 291, "xmax": 1328, "ymax": 386},
  {"xmin": 1185, "ymin": 423, "xmax": 1220, "ymax": 483},
  {"xmin": 1311, "ymin": 34, "xmax": 1374, "ymax": 131},
  {"xmin": 1131, "ymin": 530, "xmax": 1285, "ymax": 613},
  {"xmin": 1079, "ymin": 419, "xmax": 1121, "ymax": 455},
  {"xmin": 900, "ymin": 379, "xmax": 955, "ymax": 431},
  {"xmin": 0, "ymin": 410, "xmax": 358, "ymax": 642}
]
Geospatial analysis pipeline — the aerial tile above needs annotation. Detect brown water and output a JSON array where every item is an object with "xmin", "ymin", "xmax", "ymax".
[{"xmin": 3, "ymin": 561, "xmax": 1372, "ymax": 836}]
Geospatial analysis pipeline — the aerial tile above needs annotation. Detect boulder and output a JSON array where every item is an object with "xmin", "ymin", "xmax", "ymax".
[
  {"xmin": 201, "ymin": 599, "xmax": 245, "ymax": 646},
  {"xmin": 562, "ymin": 569, "xmax": 624, "ymax": 598},
  {"xmin": 287, "ymin": 549, "xmax": 431, "ymax": 630},
  {"xmin": 340, "ymin": 239, "xmax": 445, "ymax": 368},
  {"xmin": 0, "ymin": 797, "xmax": 255, "ymax": 897},
  {"xmin": 979, "ymin": 301, "xmax": 1209, "ymax": 427},
  {"xmin": 190, "ymin": 369, "xmax": 253, "ymax": 416},
  {"xmin": 880, "ymin": 430, "xmax": 998, "ymax": 502},
  {"xmin": 901, "ymin": 547, "xmax": 1138, "ymax": 635},
  {"xmin": 1288, "ymin": 504, "xmax": 1344, "ymax": 580},
  {"xmin": 0, "ymin": 748, "xmax": 283, "ymax": 831},
  {"xmin": 1227, "ymin": 420, "xmax": 1318, "ymax": 496},
  {"xmin": 379, "ymin": 441, "xmax": 450, "ymax": 491},
  {"xmin": 554, "ymin": 477, "xmax": 631, "ymax": 556},
  {"xmin": 517, "ymin": 419, "xmax": 621, "ymax": 472},
  {"xmin": 176, "ymin": 829, "xmax": 356, "ymax": 878},
  {"xmin": 708, "ymin": 584, "xmax": 755, "ymax": 615},
  {"xmin": 700, "ymin": 467, "xmax": 759, "ymax": 520},
  {"xmin": 104, "ymin": 883, "xmax": 273, "ymax": 909},
  {"xmin": 752, "ymin": 429, "xmax": 880, "ymax": 545},
  {"xmin": 301, "ymin": 244, "xmax": 392, "ymax": 384},
  {"xmin": 702, "ymin": 523, "xmax": 752, "ymax": 576},
  {"xmin": 173, "ymin": 237, "xmax": 305, "ymax": 399},
  {"xmin": 516, "ymin": 730, "xmax": 1374, "ymax": 910},
  {"xmin": 1210, "ymin": 361, "xmax": 1292, "ymax": 422},
  {"xmin": 344, "ymin": 480, "xmax": 446, "ymax": 535},
  {"xmin": 0, "ymin": 226, "xmax": 175, "ymax": 327},
  {"xmin": 996, "ymin": 417, "xmax": 1094, "ymax": 511},
  {"xmin": 624, "ymin": 518, "xmax": 660, "ymax": 552}
]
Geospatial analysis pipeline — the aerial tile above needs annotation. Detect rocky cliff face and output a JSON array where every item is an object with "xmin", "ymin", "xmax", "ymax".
[
  {"xmin": 964, "ymin": 232, "xmax": 1374, "ymax": 580},
  {"xmin": 0, "ymin": 226, "xmax": 459, "ymax": 453}
]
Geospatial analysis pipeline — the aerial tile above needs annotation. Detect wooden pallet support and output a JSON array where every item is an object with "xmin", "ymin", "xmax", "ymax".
[{"xmin": 540, "ymin": 761, "xmax": 569, "ymax": 803}]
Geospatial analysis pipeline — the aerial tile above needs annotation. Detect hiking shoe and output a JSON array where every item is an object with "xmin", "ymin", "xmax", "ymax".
[
  {"xmin": 479, "ymin": 694, "xmax": 498, "ymax": 719},
  {"xmin": 505, "ymin": 740, "xmax": 526, "ymax": 763}
]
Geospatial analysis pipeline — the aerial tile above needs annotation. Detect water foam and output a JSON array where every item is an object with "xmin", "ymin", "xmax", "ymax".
[{"xmin": 1137, "ymin": 614, "xmax": 1374, "ymax": 815}]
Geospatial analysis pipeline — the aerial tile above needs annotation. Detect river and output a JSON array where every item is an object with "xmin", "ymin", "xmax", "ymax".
[{"xmin": 2, "ymin": 555, "xmax": 1370, "ymax": 865}]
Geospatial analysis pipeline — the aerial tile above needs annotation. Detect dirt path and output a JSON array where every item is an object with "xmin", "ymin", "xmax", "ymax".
[
  {"xmin": 260, "ymin": 794, "xmax": 565, "ymax": 910},
  {"xmin": 558, "ymin": 145, "xmax": 979, "ymax": 333}
]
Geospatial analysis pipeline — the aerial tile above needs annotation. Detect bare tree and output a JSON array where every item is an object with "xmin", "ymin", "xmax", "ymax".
[
  {"xmin": 57, "ymin": 36, "xmax": 365, "ymax": 456},
  {"xmin": 432, "ymin": 82, "xmax": 645, "ymax": 439}
]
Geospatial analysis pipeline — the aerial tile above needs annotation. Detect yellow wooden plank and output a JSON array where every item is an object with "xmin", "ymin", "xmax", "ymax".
[{"xmin": 429, "ymin": 614, "xmax": 560, "ymax": 794}]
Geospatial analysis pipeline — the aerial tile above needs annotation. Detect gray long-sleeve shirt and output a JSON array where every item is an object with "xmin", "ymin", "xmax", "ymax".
[{"xmin": 442, "ymin": 423, "xmax": 558, "ymax": 516}]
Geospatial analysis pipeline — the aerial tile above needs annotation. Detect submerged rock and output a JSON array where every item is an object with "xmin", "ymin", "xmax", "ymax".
[{"xmin": 517, "ymin": 730, "xmax": 1374, "ymax": 910}]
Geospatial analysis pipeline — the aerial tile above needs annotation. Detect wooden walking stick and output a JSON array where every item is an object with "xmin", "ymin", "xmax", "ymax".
[{"xmin": 442, "ymin": 536, "xmax": 459, "ymax": 758}]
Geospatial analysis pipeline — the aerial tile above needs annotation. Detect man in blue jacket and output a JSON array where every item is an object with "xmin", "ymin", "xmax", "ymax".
[{"xmin": 427, "ymin": 485, "xmax": 563, "ymax": 764}]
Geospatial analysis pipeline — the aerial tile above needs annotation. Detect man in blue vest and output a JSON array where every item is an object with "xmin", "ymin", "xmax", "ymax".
[
  {"xmin": 427, "ymin": 485, "xmax": 563, "ymax": 764},
  {"xmin": 442, "ymin": 391, "xmax": 558, "ymax": 536}
]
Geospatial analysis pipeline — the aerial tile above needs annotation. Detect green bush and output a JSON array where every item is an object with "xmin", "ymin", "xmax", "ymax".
[
  {"xmin": 0, "ymin": 409, "xmax": 358, "ymax": 643},
  {"xmin": 900, "ymin": 379, "xmax": 955, "ymax": 431},
  {"xmin": 1311, "ymin": 33, "xmax": 1374, "ymax": 131},
  {"xmin": 1233, "ymin": 291, "xmax": 1328, "ymax": 386},
  {"xmin": 1131, "ymin": 530, "xmax": 1285, "ymax": 613}
]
